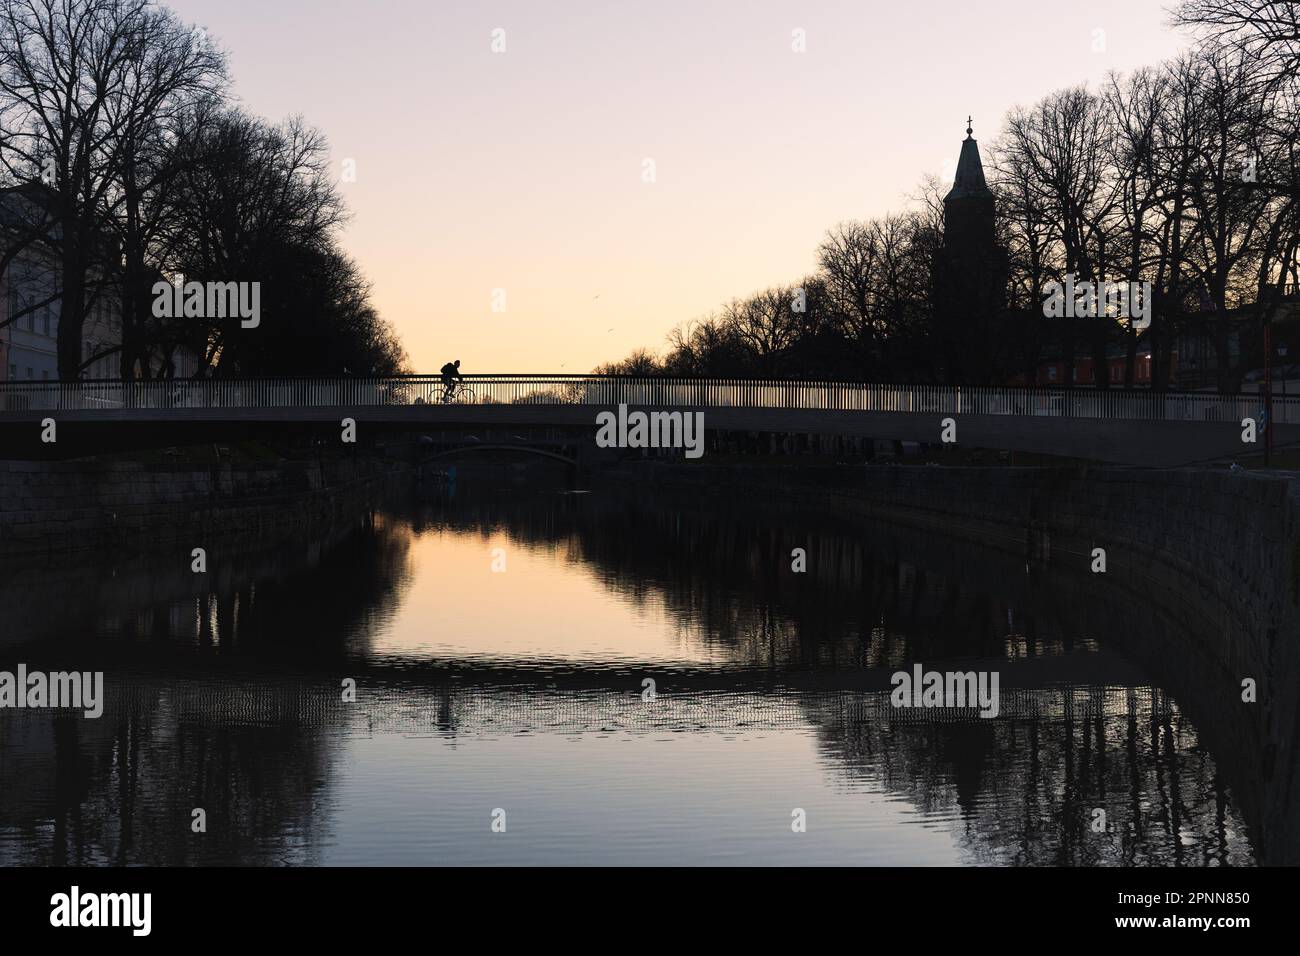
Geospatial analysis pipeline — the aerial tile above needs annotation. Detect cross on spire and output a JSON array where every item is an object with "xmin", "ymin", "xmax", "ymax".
[{"xmin": 966, "ymin": 115, "xmax": 973, "ymax": 137}]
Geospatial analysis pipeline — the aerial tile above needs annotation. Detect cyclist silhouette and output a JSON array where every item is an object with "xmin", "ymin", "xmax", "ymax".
[{"xmin": 440, "ymin": 359, "xmax": 462, "ymax": 402}]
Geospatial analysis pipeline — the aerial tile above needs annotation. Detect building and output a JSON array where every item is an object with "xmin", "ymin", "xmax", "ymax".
[
  {"xmin": 1032, "ymin": 295, "xmax": 1300, "ymax": 391},
  {"xmin": 934, "ymin": 119, "xmax": 1010, "ymax": 382},
  {"xmin": 3, "ymin": 254, "xmax": 58, "ymax": 382},
  {"xmin": 1172, "ymin": 306, "xmax": 1271, "ymax": 392},
  {"xmin": 1, "ymin": 186, "xmax": 122, "ymax": 382},
  {"xmin": 941, "ymin": 119, "xmax": 1003, "ymax": 278},
  {"xmin": 1, "ymin": 257, "xmax": 123, "ymax": 383},
  {"xmin": 1182, "ymin": 295, "xmax": 1300, "ymax": 395},
  {"xmin": 1036, "ymin": 340, "xmax": 1173, "ymax": 387}
]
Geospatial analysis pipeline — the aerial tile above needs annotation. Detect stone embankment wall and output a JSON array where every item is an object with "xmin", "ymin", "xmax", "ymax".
[
  {"xmin": 0, "ymin": 457, "xmax": 410, "ymax": 554},
  {"xmin": 619, "ymin": 460, "xmax": 1300, "ymax": 862}
]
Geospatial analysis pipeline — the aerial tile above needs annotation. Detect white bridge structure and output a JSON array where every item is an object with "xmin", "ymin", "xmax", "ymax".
[{"xmin": 1, "ymin": 374, "xmax": 1295, "ymax": 467}]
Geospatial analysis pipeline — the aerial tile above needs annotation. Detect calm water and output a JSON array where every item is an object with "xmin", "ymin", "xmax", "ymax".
[{"xmin": 0, "ymin": 480, "xmax": 1262, "ymax": 865}]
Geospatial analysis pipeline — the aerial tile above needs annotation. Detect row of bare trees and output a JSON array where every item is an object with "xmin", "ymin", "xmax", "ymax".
[
  {"xmin": 602, "ymin": 1, "xmax": 1300, "ymax": 392},
  {"xmin": 997, "ymin": 38, "xmax": 1300, "ymax": 392},
  {"xmin": 0, "ymin": 0, "xmax": 405, "ymax": 380},
  {"xmin": 597, "ymin": 213, "xmax": 945, "ymax": 381}
]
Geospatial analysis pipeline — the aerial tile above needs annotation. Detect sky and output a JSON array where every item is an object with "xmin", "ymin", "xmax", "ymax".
[{"xmin": 166, "ymin": 0, "xmax": 1194, "ymax": 373}]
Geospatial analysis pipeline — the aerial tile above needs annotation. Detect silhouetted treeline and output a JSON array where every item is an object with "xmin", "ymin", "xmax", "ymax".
[
  {"xmin": 602, "ymin": 1, "xmax": 1300, "ymax": 392},
  {"xmin": 0, "ymin": 0, "xmax": 406, "ymax": 379}
]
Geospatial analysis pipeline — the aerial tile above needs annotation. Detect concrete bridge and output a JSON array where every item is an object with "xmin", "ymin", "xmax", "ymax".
[{"xmin": 2, "ymin": 373, "xmax": 1297, "ymax": 466}]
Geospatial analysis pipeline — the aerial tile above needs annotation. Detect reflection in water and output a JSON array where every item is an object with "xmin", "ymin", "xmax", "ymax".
[{"xmin": 0, "ymin": 485, "xmax": 1267, "ymax": 865}]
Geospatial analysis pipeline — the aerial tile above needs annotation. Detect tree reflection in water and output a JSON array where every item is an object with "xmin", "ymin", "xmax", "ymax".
[{"xmin": 0, "ymin": 487, "xmax": 1272, "ymax": 865}]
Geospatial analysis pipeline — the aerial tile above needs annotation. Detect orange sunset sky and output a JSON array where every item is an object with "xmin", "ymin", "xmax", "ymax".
[{"xmin": 167, "ymin": 0, "xmax": 1192, "ymax": 373}]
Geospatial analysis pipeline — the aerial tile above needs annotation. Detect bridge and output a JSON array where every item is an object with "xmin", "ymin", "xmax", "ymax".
[{"xmin": 2, "ymin": 373, "xmax": 1297, "ymax": 466}]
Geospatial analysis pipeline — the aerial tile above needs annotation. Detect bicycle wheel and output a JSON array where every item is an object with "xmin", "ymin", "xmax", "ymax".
[{"xmin": 456, "ymin": 385, "xmax": 476, "ymax": 403}]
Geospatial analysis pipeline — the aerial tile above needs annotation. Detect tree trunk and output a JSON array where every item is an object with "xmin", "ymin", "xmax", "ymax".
[{"xmin": 56, "ymin": 232, "xmax": 86, "ymax": 381}]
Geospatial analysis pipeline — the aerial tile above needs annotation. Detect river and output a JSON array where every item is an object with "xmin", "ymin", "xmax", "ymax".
[{"xmin": 0, "ymin": 478, "xmax": 1261, "ymax": 865}]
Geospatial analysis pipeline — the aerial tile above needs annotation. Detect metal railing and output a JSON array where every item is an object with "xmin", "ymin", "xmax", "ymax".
[{"xmin": 0, "ymin": 374, "xmax": 1295, "ymax": 424}]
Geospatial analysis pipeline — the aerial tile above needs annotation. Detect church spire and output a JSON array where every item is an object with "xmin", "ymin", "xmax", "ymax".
[{"xmin": 946, "ymin": 117, "xmax": 991, "ymax": 202}]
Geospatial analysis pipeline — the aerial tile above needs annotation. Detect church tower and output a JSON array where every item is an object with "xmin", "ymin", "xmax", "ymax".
[
  {"xmin": 934, "ymin": 119, "xmax": 1008, "ymax": 382},
  {"xmin": 943, "ymin": 118, "xmax": 997, "ymax": 258}
]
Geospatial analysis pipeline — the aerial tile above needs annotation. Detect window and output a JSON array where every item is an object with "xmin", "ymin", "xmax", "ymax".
[
  {"xmin": 40, "ymin": 304, "xmax": 49, "ymax": 336},
  {"xmin": 25, "ymin": 367, "xmax": 32, "ymax": 380},
  {"xmin": 7, "ymin": 364, "xmax": 14, "ymax": 380},
  {"xmin": 1047, "ymin": 366, "xmax": 1058, "ymax": 382},
  {"xmin": 41, "ymin": 370, "xmax": 49, "ymax": 381}
]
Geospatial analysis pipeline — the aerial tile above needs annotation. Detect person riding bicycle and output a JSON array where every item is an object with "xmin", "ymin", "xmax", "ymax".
[{"xmin": 440, "ymin": 359, "xmax": 463, "ymax": 402}]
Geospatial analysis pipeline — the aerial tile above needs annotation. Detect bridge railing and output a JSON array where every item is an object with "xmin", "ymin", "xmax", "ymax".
[{"xmin": 0, "ymin": 374, "xmax": 1296, "ymax": 424}]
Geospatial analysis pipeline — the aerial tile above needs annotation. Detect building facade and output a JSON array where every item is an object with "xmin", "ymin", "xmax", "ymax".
[
  {"xmin": 0, "ymin": 257, "xmax": 122, "ymax": 382},
  {"xmin": 1, "ymin": 187, "xmax": 122, "ymax": 382}
]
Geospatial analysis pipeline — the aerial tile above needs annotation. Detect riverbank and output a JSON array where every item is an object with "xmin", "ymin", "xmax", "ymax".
[
  {"xmin": 0, "ymin": 456, "xmax": 411, "ymax": 555},
  {"xmin": 612, "ymin": 461, "xmax": 1300, "ymax": 645},
  {"xmin": 606, "ymin": 459, "xmax": 1300, "ymax": 862}
]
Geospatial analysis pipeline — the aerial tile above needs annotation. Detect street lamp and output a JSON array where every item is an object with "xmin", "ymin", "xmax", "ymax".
[
  {"xmin": 1280, "ymin": 344, "xmax": 1289, "ymax": 420},
  {"xmin": 1264, "ymin": 315, "xmax": 1274, "ymax": 465}
]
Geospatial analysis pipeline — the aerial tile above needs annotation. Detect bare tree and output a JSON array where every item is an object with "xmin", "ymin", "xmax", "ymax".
[
  {"xmin": 1175, "ymin": 0, "xmax": 1300, "ymax": 83},
  {"xmin": 99, "ymin": 11, "xmax": 226, "ymax": 379},
  {"xmin": 1101, "ymin": 67, "xmax": 1169, "ymax": 384},
  {"xmin": 1001, "ymin": 86, "xmax": 1122, "ymax": 387},
  {"xmin": 817, "ymin": 213, "xmax": 933, "ymax": 374},
  {"xmin": 0, "ymin": 0, "xmax": 224, "ymax": 379},
  {"xmin": 722, "ymin": 286, "xmax": 804, "ymax": 374},
  {"xmin": 164, "ymin": 111, "xmax": 347, "ymax": 374}
]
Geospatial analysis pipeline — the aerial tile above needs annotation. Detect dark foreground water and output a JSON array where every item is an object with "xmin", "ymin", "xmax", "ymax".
[{"xmin": 0, "ymin": 479, "xmax": 1262, "ymax": 865}]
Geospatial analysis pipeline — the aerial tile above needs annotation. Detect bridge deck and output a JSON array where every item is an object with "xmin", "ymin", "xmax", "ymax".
[{"xmin": 1, "ymin": 375, "xmax": 1295, "ymax": 467}]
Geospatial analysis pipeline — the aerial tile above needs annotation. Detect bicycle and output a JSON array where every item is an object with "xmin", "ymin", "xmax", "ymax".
[{"xmin": 440, "ymin": 382, "xmax": 476, "ymax": 404}]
